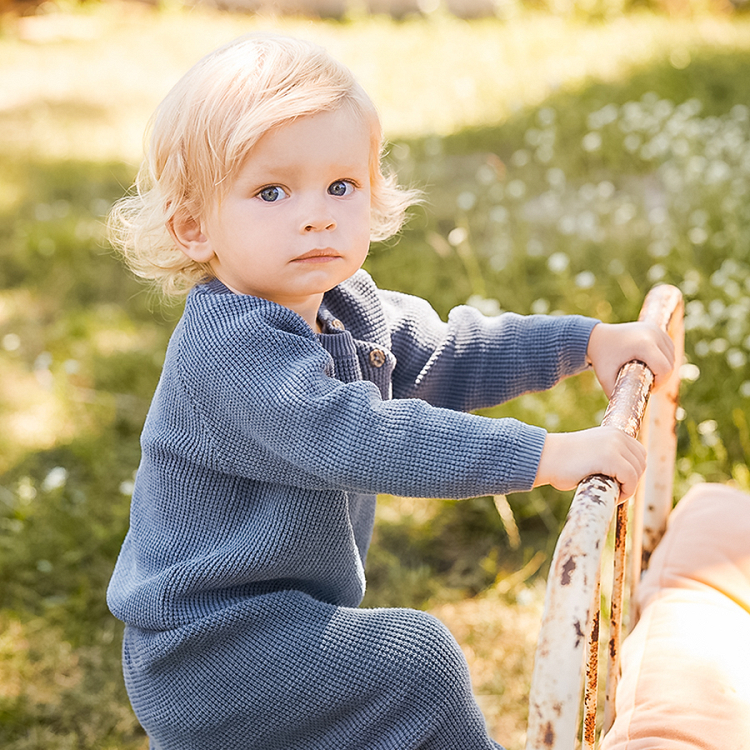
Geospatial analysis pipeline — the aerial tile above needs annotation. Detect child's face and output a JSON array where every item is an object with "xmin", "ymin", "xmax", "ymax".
[{"xmin": 192, "ymin": 106, "xmax": 372, "ymax": 327}]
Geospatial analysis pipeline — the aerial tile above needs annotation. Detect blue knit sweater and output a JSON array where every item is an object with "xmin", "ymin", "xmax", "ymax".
[{"xmin": 107, "ymin": 270, "xmax": 598, "ymax": 749}]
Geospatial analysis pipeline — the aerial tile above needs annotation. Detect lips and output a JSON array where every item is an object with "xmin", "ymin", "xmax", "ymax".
[{"xmin": 292, "ymin": 248, "xmax": 341, "ymax": 262}]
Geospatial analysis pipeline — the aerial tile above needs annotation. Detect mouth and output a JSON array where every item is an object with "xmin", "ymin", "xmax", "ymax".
[{"xmin": 292, "ymin": 249, "xmax": 342, "ymax": 263}]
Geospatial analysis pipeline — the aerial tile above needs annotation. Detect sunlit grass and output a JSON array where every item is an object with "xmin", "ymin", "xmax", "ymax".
[
  {"xmin": 3, "ymin": 4, "xmax": 750, "ymax": 160},
  {"xmin": 434, "ymin": 584, "xmax": 546, "ymax": 745},
  {"xmin": 0, "ymin": 614, "xmax": 147, "ymax": 749}
]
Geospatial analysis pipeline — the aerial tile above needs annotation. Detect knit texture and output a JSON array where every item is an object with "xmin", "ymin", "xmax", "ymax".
[{"xmin": 107, "ymin": 270, "xmax": 598, "ymax": 749}]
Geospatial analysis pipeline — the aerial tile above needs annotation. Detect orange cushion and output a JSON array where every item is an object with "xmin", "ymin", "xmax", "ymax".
[{"xmin": 601, "ymin": 483, "xmax": 750, "ymax": 750}]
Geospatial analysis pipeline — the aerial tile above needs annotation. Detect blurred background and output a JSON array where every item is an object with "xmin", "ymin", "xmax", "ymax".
[{"xmin": 1, "ymin": 0, "xmax": 750, "ymax": 747}]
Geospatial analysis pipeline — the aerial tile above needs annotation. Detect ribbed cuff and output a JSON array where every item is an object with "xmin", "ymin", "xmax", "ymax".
[
  {"xmin": 561, "ymin": 316, "xmax": 600, "ymax": 375},
  {"xmin": 510, "ymin": 422, "xmax": 548, "ymax": 491}
]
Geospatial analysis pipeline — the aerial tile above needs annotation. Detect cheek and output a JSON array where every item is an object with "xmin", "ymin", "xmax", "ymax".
[
  {"xmin": 358, "ymin": 195, "xmax": 373, "ymax": 233},
  {"xmin": 357, "ymin": 212, "xmax": 372, "ymax": 244}
]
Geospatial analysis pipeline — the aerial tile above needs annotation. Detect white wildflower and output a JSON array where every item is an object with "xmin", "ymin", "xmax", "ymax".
[
  {"xmin": 727, "ymin": 349, "xmax": 746, "ymax": 369},
  {"xmin": 582, "ymin": 132, "xmax": 602, "ymax": 152},
  {"xmin": 506, "ymin": 179, "xmax": 526, "ymax": 199},
  {"xmin": 41, "ymin": 467, "xmax": 68, "ymax": 493},
  {"xmin": 448, "ymin": 227, "xmax": 468, "ymax": 246},
  {"xmin": 457, "ymin": 191, "xmax": 477, "ymax": 211},
  {"xmin": 679, "ymin": 363, "xmax": 700, "ymax": 382},
  {"xmin": 575, "ymin": 271, "xmax": 596, "ymax": 289},
  {"xmin": 547, "ymin": 252, "xmax": 569, "ymax": 273}
]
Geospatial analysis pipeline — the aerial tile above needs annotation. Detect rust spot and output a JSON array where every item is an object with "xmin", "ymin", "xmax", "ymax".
[
  {"xmin": 561, "ymin": 556, "xmax": 576, "ymax": 585},
  {"xmin": 591, "ymin": 476, "xmax": 609, "ymax": 492},
  {"xmin": 590, "ymin": 611, "xmax": 600, "ymax": 643},
  {"xmin": 615, "ymin": 515, "xmax": 627, "ymax": 545},
  {"xmin": 583, "ymin": 474, "xmax": 613, "ymax": 501},
  {"xmin": 609, "ymin": 636, "xmax": 617, "ymax": 659},
  {"xmin": 543, "ymin": 721, "xmax": 555, "ymax": 746},
  {"xmin": 574, "ymin": 618, "xmax": 585, "ymax": 648},
  {"xmin": 583, "ymin": 702, "xmax": 597, "ymax": 744},
  {"xmin": 584, "ymin": 609, "xmax": 601, "ymax": 748}
]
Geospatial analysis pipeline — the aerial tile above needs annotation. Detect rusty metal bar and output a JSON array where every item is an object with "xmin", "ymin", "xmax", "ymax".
[
  {"xmin": 525, "ymin": 285, "xmax": 683, "ymax": 750},
  {"xmin": 639, "ymin": 307, "xmax": 684, "ymax": 571},
  {"xmin": 582, "ymin": 578, "xmax": 601, "ymax": 750},
  {"xmin": 581, "ymin": 360, "xmax": 653, "ymax": 746},
  {"xmin": 526, "ymin": 473, "xmax": 618, "ymax": 750},
  {"xmin": 602, "ymin": 501, "xmax": 627, "ymax": 733},
  {"xmin": 604, "ymin": 287, "xmax": 684, "ymax": 734},
  {"xmin": 628, "ymin": 451, "xmax": 646, "ymax": 632},
  {"xmin": 628, "ymin": 292, "xmax": 684, "ymax": 625}
]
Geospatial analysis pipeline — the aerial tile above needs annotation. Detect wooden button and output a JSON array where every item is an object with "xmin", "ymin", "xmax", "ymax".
[{"xmin": 369, "ymin": 349, "xmax": 386, "ymax": 368}]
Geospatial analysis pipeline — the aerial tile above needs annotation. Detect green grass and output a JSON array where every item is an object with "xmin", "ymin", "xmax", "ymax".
[{"xmin": 2, "ymin": 5, "xmax": 750, "ymax": 748}]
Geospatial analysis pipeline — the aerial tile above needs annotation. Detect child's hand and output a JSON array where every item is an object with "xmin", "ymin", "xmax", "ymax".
[
  {"xmin": 587, "ymin": 322, "xmax": 675, "ymax": 398},
  {"xmin": 534, "ymin": 426, "xmax": 647, "ymax": 499}
]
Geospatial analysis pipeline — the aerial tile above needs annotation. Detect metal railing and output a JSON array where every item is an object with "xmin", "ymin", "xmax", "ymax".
[{"xmin": 525, "ymin": 284, "xmax": 684, "ymax": 750}]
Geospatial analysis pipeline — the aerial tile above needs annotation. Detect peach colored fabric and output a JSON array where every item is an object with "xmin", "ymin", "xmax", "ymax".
[{"xmin": 601, "ymin": 483, "xmax": 750, "ymax": 750}]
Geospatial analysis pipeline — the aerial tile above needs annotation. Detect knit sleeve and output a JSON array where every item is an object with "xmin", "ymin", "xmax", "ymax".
[
  {"xmin": 172, "ymin": 295, "xmax": 547, "ymax": 500},
  {"xmin": 379, "ymin": 289, "xmax": 599, "ymax": 411}
]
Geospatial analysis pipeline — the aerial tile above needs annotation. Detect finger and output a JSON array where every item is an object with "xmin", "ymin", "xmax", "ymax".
[
  {"xmin": 619, "ymin": 445, "xmax": 646, "ymax": 479},
  {"xmin": 648, "ymin": 329, "xmax": 676, "ymax": 389},
  {"xmin": 598, "ymin": 366, "xmax": 617, "ymax": 400},
  {"xmin": 610, "ymin": 428, "xmax": 646, "ymax": 460},
  {"xmin": 627, "ymin": 432, "xmax": 647, "ymax": 463},
  {"xmin": 605, "ymin": 432, "xmax": 645, "ymax": 497},
  {"xmin": 661, "ymin": 330, "xmax": 676, "ymax": 361},
  {"xmin": 616, "ymin": 458, "xmax": 643, "ymax": 499}
]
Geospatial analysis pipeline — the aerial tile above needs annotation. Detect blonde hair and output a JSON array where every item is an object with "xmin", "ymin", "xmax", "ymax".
[{"xmin": 108, "ymin": 33, "xmax": 421, "ymax": 296}]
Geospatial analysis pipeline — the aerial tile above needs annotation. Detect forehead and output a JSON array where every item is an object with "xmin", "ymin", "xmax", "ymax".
[{"xmin": 244, "ymin": 107, "xmax": 374, "ymax": 175}]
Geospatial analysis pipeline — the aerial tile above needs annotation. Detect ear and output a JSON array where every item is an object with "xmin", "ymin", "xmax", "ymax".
[{"xmin": 167, "ymin": 209, "xmax": 215, "ymax": 264}]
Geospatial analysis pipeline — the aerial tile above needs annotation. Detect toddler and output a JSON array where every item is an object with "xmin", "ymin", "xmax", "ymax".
[{"xmin": 106, "ymin": 33, "xmax": 674, "ymax": 750}]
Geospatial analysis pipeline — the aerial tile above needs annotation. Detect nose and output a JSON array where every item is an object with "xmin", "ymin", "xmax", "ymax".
[
  {"xmin": 302, "ymin": 216, "xmax": 336, "ymax": 233},
  {"xmin": 300, "ymin": 196, "xmax": 336, "ymax": 233}
]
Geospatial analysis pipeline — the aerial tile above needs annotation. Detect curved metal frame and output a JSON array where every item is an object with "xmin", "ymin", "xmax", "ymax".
[{"xmin": 525, "ymin": 284, "xmax": 684, "ymax": 750}]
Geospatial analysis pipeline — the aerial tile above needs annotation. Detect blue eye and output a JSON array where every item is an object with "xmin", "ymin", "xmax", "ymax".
[
  {"xmin": 328, "ymin": 180, "xmax": 354, "ymax": 197},
  {"xmin": 258, "ymin": 186, "xmax": 288, "ymax": 202}
]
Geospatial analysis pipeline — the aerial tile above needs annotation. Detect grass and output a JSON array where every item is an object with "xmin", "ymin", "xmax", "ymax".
[
  {"xmin": 2, "ymin": 4, "xmax": 750, "ymax": 748},
  {"xmin": 4, "ymin": 4, "xmax": 750, "ymax": 160}
]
